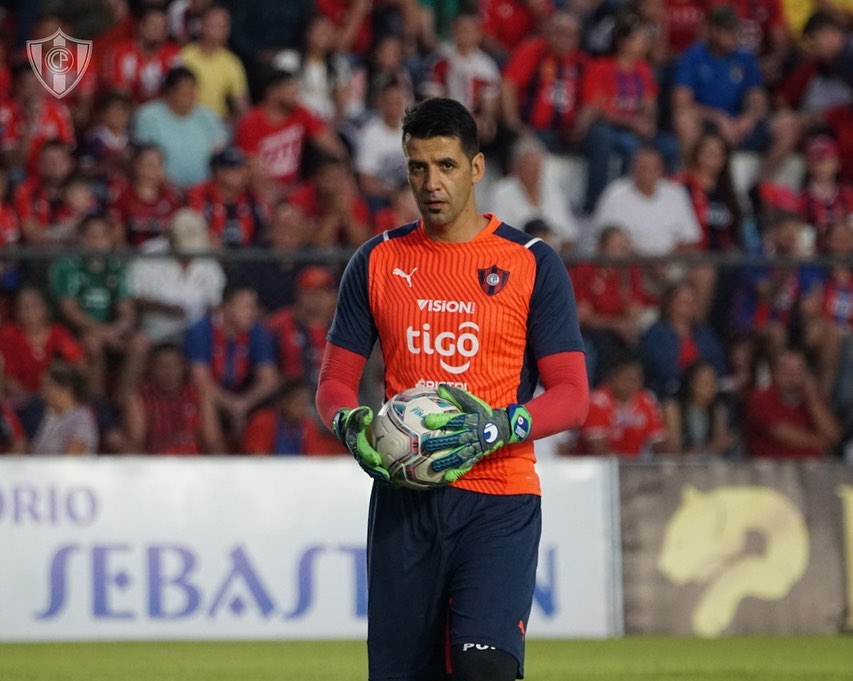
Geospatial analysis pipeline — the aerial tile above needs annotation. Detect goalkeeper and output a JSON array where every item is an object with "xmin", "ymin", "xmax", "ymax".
[{"xmin": 316, "ymin": 97, "xmax": 588, "ymax": 681}]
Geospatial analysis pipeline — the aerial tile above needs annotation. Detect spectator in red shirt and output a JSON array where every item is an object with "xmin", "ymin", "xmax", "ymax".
[
  {"xmin": 267, "ymin": 265, "xmax": 338, "ymax": 389},
  {"xmin": 743, "ymin": 348, "xmax": 841, "ymax": 459},
  {"xmin": 573, "ymin": 224, "xmax": 657, "ymax": 384},
  {"xmin": 187, "ymin": 146, "xmax": 268, "ymax": 249},
  {"xmin": 109, "ymin": 144, "xmax": 183, "ymax": 246},
  {"xmin": 799, "ymin": 134, "xmax": 853, "ymax": 249},
  {"xmin": 575, "ymin": 354, "xmax": 668, "ymax": 458},
  {"xmin": 481, "ymin": 0, "xmax": 555, "ymax": 63},
  {"xmin": 242, "ymin": 378, "xmax": 346, "ymax": 455},
  {"xmin": 288, "ymin": 153, "xmax": 371, "ymax": 248},
  {"xmin": 0, "ymin": 63, "xmax": 75, "ymax": 179},
  {"xmin": 101, "ymin": 4, "xmax": 182, "ymax": 105},
  {"xmin": 664, "ymin": 0, "xmax": 707, "ymax": 58},
  {"xmin": 0, "ymin": 286, "xmax": 86, "ymax": 404},
  {"xmin": 13, "ymin": 140, "xmax": 75, "ymax": 246},
  {"xmin": 501, "ymin": 11, "xmax": 588, "ymax": 151},
  {"xmin": 124, "ymin": 343, "xmax": 225, "ymax": 455},
  {"xmin": 235, "ymin": 69, "xmax": 346, "ymax": 202},
  {"xmin": 316, "ymin": 0, "xmax": 374, "ymax": 58},
  {"xmin": 578, "ymin": 11, "xmax": 680, "ymax": 213}
]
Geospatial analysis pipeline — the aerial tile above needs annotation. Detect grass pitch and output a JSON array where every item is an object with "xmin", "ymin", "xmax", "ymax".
[{"xmin": 0, "ymin": 637, "xmax": 851, "ymax": 681}]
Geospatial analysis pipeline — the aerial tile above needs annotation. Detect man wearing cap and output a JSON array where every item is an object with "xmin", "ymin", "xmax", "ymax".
[
  {"xmin": 187, "ymin": 146, "xmax": 268, "ymax": 249},
  {"xmin": 266, "ymin": 265, "xmax": 338, "ymax": 389},
  {"xmin": 128, "ymin": 208, "xmax": 227, "ymax": 346},
  {"xmin": 673, "ymin": 6, "xmax": 799, "ymax": 179}
]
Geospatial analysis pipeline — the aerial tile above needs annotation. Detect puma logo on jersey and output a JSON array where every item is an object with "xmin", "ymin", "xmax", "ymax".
[{"xmin": 393, "ymin": 267, "xmax": 417, "ymax": 287}]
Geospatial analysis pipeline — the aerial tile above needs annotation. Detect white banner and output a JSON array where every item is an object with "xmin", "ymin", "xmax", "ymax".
[{"xmin": 0, "ymin": 458, "xmax": 621, "ymax": 641}]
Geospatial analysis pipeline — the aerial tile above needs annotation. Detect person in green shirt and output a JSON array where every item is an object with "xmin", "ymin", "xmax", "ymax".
[{"xmin": 49, "ymin": 214, "xmax": 148, "ymax": 404}]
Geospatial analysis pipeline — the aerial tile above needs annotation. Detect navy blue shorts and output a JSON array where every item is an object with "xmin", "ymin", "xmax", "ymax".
[{"xmin": 366, "ymin": 484, "xmax": 542, "ymax": 681}]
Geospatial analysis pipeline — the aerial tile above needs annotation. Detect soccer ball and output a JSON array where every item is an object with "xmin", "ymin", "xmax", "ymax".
[{"xmin": 370, "ymin": 387, "xmax": 460, "ymax": 490}]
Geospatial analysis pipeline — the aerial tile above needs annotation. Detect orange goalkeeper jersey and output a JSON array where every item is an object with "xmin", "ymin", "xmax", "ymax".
[{"xmin": 327, "ymin": 214, "xmax": 584, "ymax": 495}]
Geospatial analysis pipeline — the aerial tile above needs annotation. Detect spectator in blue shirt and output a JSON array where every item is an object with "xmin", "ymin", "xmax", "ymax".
[
  {"xmin": 638, "ymin": 280, "xmax": 728, "ymax": 398},
  {"xmin": 184, "ymin": 285, "xmax": 279, "ymax": 439},
  {"xmin": 672, "ymin": 6, "xmax": 799, "ymax": 182}
]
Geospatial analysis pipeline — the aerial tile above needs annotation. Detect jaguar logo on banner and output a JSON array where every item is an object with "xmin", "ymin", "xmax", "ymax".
[
  {"xmin": 620, "ymin": 463, "xmax": 853, "ymax": 637},
  {"xmin": 658, "ymin": 485, "xmax": 809, "ymax": 637},
  {"xmin": 26, "ymin": 29, "xmax": 92, "ymax": 99}
]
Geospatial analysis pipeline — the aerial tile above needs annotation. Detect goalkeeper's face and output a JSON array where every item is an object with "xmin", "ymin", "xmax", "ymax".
[{"xmin": 404, "ymin": 135, "xmax": 484, "ymax": 233}]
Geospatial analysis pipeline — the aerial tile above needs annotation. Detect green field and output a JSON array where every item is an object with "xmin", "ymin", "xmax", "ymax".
[{"xmin": 1, "ymin": 637, "xmax": 851, "ymax": 680}]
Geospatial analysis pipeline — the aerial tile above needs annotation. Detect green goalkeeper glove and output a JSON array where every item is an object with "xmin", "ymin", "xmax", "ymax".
[
  {"xmin": 332, "ymin": 407, "xmax": 391, "ymax": 484},
  {"xmin": 420, "ymin": 384, "xmax": 532, "ymax": 482}
]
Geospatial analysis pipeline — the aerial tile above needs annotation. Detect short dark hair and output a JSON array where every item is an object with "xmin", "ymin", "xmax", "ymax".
[
  {"xmin": 221, "ymin": 283, "xmax": 255, "ymax": 303},
  {"xmin": 803, "ymin": 10, "xmax": 841, "ymax": 37},
  {"xmin": 132, "ymin": 143, "xmax": 164, "ymax": 164},
  {"xmin": 263, "ymin": 69, "xmax": 296, "ymax": 94},
  {"xmin": 150, "ymin": 342, "xmax": 185, "ymax": 361},
  {"xmin": 39, "ymin": 139, "xmax": 72, "ymax": 157},
  {"xmin": 46, "ymin": 360, "xmax": 89, "ymax": 403},
  {"xmin": 77, "ymin": 211, "xmax": 110, "ymax": 234},
  {"xmin": 98, "ymin": 89, "xmax": 132, "ymax": 113},
  {"xmin": 401, "ymin": 97, "xmax": 479, "ymax": 159},
  {"xmin": 162, "ymin": 66, "xmax": 197, "ymax": 93}
]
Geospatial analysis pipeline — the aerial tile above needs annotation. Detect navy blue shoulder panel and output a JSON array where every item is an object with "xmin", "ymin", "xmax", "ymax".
[
  {"xmin": 326, "ymin": 222, "xmax": 419, "ymax": 357},
  {"xmin": 494, "ymin": 222, "xmax": 584, "ymax": 359}
]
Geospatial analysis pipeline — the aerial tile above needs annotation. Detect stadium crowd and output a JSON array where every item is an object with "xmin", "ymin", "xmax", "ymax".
[{"xmin": 0, "ymin": 0, "xmax": 850, "ymax": 460}]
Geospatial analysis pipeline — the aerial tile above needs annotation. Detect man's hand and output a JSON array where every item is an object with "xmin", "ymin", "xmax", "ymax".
[
  {"xmin": 332, "ymin": 407, "xmax": 391, "ymax": 483},
  {"xmin": 421, "ymin": 385, "xmax": 532, "ymax": 482}
]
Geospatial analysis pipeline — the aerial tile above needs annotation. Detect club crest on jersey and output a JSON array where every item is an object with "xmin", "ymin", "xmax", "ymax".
[{"xmin": 477, "ymin": 265, "xmax": 509, "ymax": 296}]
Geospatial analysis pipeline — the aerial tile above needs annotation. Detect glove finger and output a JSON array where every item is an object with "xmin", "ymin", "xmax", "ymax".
[
  {"xmin": 422, "ymin": 412, "xmax": 472, "ymax": 431},
  {"xmin": 430, "ymin": 445, "xmax": 477, "ymax": 472},
  {"xmin": 356, "ymin": 430, "xmax": 382, "ymax": 467},
  {"xmin": 420, "ymin": 432, "xmax": 465, "ymax": 453},
  {"xmin": 421, "ymin": 412, "xmax": 457, "ymax": 430},
  {"xmin": 438, "ymin": 384, "xmax": 491, "ymax": 415},
  {"xmin": 435, "ymin": 384, "xmax": 466, "ymax": 411}
]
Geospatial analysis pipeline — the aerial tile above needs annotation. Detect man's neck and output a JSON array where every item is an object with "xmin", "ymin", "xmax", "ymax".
[
  {"xmin": 198, "ymin": 39, "xmax": 220, "ymax": 55},
  {"xmin": 424, "ymin": 209, "xmax": 489, "ymax": 243}
]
